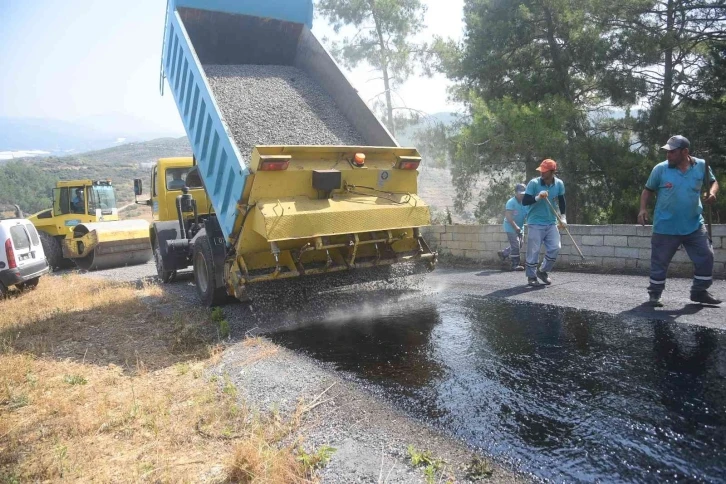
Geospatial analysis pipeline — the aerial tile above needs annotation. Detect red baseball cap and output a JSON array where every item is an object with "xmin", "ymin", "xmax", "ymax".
[{"xmin": 536, "ymin": 159, "xmax": 557, "ymax": 172}]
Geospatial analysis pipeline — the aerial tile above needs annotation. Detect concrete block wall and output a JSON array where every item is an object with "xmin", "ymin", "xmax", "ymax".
[{"xmin": 421, "ymin": 224, "xmax": 726, "ymax": 278}]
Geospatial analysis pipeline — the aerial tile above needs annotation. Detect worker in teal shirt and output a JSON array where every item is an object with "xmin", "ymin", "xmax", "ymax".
[
  {"xmin": 522, "ymin": 159, "xmax": 567, "ymax": 286},
  {"xmin": 638, "ymin": 135, "xmax": 720, "ymax": 306},
  {"xmin": 498, "ymin": 183, "xmax": 528, "ymax": 270}
]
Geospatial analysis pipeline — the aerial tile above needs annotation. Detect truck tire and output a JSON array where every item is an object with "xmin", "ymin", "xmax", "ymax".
[
  {"xmin": 39, "ymin": 231, "xmax": 65, "ymax": 271},
  {"xmin": 193, "ymin": 235, "xmax": 227, "ymax": 306},
  {"xmin": 154, "ymin": 237, "xmax": 176, "ymax": 283},
  {"xmin": 17, "ymin": 277, "xmax": 40, "ymax": 291}
]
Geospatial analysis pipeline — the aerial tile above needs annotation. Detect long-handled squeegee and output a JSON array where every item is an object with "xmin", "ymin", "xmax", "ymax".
[{"xmin": 543, "ymin": 197, "xmax": 596, "ymax": 267}]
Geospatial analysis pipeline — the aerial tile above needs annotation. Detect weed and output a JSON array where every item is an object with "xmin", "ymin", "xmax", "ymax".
[
  {"xmin": 219, "ymin": 319, "xmax": 230, "ymax": 339},
  {"xmin": 0, "ymin": 470, "xmax": 21, "ymax": 484},
  {"xmin": 466, "ymin": 456, "xmax": 494, "ymax": 481},
  {"xmin": 407, "ymin": 445, "xmax": 448, "ymax": 484},
  {"xmin": 7, "ymin": 393, "xmax": 29, "ymax": 410},
  {"xmin": 297, "ymin": 445, "xmax": 336, "ymax": 473},
  {"xmin": 25, "ymin": 371, "xmax": 38, "ymax": 387},
  {"xmin": 63, "ymin": 374, "xmax": 87, "ymax": 386},
  {"xmin": 211, "ymin": 307, "xmax": 224, "ymax": 323},
  {"xmin": 212, "ymin": 307, "xmax": 230, "ymax": 339},
  {"xmin": 55, "ymin": 443, "xmax": 68, "ymax": 477},
  {"xmin": 222, "ymin": 374, "xmax": 237, "ymax": 397},
  {"xmin": 175, "ymin": 362, "xmax": 190, "ymax": 376}
]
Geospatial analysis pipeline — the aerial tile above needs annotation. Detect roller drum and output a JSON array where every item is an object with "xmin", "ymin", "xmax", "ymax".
[{"xmin": 66, "ymin": 220, "xmax": 153, "ymax": 271}]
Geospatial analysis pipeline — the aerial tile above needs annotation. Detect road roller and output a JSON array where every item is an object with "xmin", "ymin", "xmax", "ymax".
[{"xmin": 26, "ymin": 179, "xmax": 152, "ymax": 271}]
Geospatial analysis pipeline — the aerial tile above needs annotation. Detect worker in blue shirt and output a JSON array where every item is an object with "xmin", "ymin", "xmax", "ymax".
[
  {"xmin": 71, "ymin": 188, "xmax": 85, "ymax": 214},
  {"xmin": 497, "ymin": 183, "xmax": 528, "ymax": 271},
  {"xmin": 638, "ymin": 135, "xmax": 720, "ymax": 306},
  {"xmin": 522, "ymin": 159, "xmax": 567, "ymax": 286}
]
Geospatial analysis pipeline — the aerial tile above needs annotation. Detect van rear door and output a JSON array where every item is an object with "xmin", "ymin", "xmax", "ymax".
[{"xmin": 9, "ymin": 223, "xmax": 37, "ymax": 269}]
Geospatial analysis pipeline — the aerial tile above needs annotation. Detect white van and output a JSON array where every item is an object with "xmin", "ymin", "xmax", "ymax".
[{"xmin": 0, "ymin": 219, "xmax": 50, "ymax": 296}]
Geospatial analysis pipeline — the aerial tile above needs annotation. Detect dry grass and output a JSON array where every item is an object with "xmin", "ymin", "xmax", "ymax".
[{"xmin": 0, "ymin": 275, "xmax": 314, "ymax": 483}]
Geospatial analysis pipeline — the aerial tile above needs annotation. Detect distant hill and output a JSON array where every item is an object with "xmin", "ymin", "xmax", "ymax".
[
  {"xmin": 0, "ymin": 116, "xmax": 184, "ymax": 159},
  {"xmin": 1, "ymin": 137, "xmax": 192, "ymax": 215}
]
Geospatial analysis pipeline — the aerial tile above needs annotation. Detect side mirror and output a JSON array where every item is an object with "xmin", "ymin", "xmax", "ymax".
[{"xmin": 134, "ymin": 179, "xmax": 143, "ymax": 196}]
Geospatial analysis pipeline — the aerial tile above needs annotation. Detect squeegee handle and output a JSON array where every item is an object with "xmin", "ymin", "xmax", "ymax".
[
  {"xmin": 704, "ymin": 158, "xmax": 713, "ymax": 241},
  {"xmin": 544, "ymin": 197, "xmax": 586, "ymax": 259}
]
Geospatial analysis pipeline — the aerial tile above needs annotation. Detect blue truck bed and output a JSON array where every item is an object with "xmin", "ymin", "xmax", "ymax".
[{"xmin": 161, "ymin": 0, "xmax": 397, "ymax": 243}]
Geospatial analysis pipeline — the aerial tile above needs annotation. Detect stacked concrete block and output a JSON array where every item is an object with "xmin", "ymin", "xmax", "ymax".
[{"xmin": 421, "ymin": 224, "xmax": 725, "ymax": 278}]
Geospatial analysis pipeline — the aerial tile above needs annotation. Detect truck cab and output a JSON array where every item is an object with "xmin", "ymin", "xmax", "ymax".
[
  {"xmin": 135, "ymin": 157, "xmax": 211, "ymax": 282},
  {"xmin": 143, "ymin": 157, "xmax": 210, "ymax": 222}
]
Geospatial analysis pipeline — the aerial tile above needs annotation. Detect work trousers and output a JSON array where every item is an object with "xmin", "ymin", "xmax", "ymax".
[
  {"xmin": 648, "ymin": 225, "xmax": 714, "ymax": 295},
  {"xmin": 501, "ymin": 232, "xmax": 523, "ymax": 268},
  {"xmin": 525, "ymin": 224, "xmax": 560, "ymax": 278}
]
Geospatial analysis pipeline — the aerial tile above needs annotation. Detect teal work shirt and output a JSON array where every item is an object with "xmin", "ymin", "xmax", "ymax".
[
  {"xmin": 645, "ymin": 158, "xmax": 716, "ymax": 235},
  {"xmin": 503, "ymin": 197, "xmax": 527, "ymax": 233},
  {"xmin": 524, "ymin": 177, "xmax": 565, "ymax": 225}
]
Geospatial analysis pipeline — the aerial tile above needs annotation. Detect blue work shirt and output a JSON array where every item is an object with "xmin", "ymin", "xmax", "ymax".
[
  {"xmin": 524, "ymin": 177, "xmax": 565, "ymax": 225},
  {"xmin": 645, "ymin": 157, "xmax": 716, "ymax": 235},
  {"xmin": 503, "ymin": 196, "xmax": 527, "ymax": 233}
]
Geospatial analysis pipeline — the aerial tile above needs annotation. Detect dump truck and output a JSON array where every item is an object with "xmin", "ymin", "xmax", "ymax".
[
  {"xmin": 150, "ymin": 0, "xmax": 436, "ymax": 305},
  {"xmin": 27, "ymin": 179, "xmax": 152, "ymax": 271}
]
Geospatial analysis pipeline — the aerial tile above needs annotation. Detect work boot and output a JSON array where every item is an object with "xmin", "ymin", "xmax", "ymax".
[
  {"xmin": 497, "ymin": 250, "xmax": 506, "ymax": 261},
  {"xmin": 528, "ymin": 277, "xmax": 539, "ymax": 286},
  {"xmin": 648, "ymin": 292, "xmax": 664, "ymax": 308},
  {"xmin": 536, "ymin": 270, "xmax": 552, "ymax": 285},
  {"xmin": 690, "ymin": 291, "xmax": 722, "ymax": 305},
  {"xmin": 513, "ymin": 265, "xmax": 525, "ymax": 271}
]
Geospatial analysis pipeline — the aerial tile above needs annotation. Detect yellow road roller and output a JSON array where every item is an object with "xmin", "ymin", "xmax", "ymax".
[{"xmin": 26, "ymin": 179, "xmax": 152, "ymax": 271}]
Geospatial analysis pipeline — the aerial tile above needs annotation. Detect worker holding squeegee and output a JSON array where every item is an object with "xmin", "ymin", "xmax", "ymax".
[
  {"xmin": 522, "ymin": 159, "xmax": 567, "ymax": 286},
  {"xmin": 638, "ymin": 135, "xmax": 721, "ymax": 307}
]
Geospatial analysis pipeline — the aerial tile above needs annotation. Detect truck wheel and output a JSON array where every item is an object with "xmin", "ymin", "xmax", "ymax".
[
  {"xmin": 17, "ymin": 277, "xmax": 40, "ymax": 291},
  {"xmin": 39, "ymin": 231, "xmax": 65, "ymax": 271},
  {"xmin": 193, "ymin": 235, "xmax": 227, "ymax": 306},
  {"xmin": 154, "ymin": 237, "xmax": 177, "ymax": 283}
]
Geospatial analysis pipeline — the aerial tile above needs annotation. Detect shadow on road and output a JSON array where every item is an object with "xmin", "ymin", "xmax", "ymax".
[{"xmin": 618, "ymin": 302, "xmax": 710, "ymax": 324}]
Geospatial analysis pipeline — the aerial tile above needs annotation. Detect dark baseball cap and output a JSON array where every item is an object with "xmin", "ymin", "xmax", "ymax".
[
  {"xmin": 515, "ymin": 183, "xmax": 526, "ymax": 194},
  {"xmin": 661, "ymin": 135, "xmax": 690, "ymax": 151}
]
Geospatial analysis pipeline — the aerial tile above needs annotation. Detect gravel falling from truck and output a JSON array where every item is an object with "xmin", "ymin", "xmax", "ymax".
[{"xmin": 204, "ymin": 65, "xmax": 366, "ymax": 165}]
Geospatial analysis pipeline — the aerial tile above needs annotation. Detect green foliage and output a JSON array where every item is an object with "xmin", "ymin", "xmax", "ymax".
[
  {"xmin": 297, "ymin": 445, "xmax": 336, "ymax": 471},
  {"xmin": 317, "ymin": 0, "xmax": 428, "ymax": 134},
  {"xmin": 211, "ymin": 307, "xmax": 230, "ymax": 339},
  {"xmin": 413, "ymin": 121, "xmax": 451, "ymax": 168},
  {"xmin": 0, "ymin": 162, "xmax": 56, "ymax": 215},
  {"xmin": 433, "ymin": 0, "xmax": 726, "ymax": 224},
  {"xmin": 63, "ymin": 375, "xmax": 88, "ymax": 386},
  {"xmin": 407, "ymin": 445, "xmax": 448, "ymax": 483},
  {"xmin": 466, "ymin": 456, "xmax": 494, "ymax": 481},
  {"xmin": 211, "ymin": 307, "xmax": 224, "ymax": 323}
]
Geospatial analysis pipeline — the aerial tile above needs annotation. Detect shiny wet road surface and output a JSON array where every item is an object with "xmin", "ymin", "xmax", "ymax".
[{"xmin": 269, "ymin": 293, "xmax": 726, "ymax": 482}]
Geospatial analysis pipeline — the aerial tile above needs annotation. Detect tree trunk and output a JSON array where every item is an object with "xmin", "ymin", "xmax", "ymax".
[
  {"xmin": 370, "ymin": 1, "xmax": 395, "ymax": 136},
  {"xmin": 660, "ymin": 0, "xmax": 675, "ymax": 139}
]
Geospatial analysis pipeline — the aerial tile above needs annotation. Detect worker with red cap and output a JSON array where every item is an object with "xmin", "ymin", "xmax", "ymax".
[{"xmin": 522, "ymin": 159, "xmax": 567, "ymax": 286}]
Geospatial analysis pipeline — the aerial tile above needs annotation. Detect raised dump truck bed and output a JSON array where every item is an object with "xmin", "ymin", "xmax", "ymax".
[{"xmin": 162, "ymin": 0, "xmax": 395, "ymax": 242}]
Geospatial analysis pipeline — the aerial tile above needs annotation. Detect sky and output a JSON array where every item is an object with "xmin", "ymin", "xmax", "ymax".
[{"xmin": 0, "ymin": 0, "xmax": 465, "ymax": 137}]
